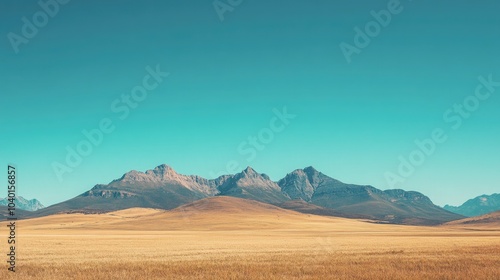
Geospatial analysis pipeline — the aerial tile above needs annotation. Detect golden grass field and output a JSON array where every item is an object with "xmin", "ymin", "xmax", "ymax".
[{"xmin": 2, "ymin": 197, "xmax": 500, "ymax": 279}]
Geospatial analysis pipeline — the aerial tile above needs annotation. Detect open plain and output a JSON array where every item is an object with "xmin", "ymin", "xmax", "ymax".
[{"xmin": 2, "ymin": 197, "xmax": 499, "ymax": 279}]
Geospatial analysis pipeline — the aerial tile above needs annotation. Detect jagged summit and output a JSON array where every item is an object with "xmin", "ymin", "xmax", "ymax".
[
  {"xmin": 119, "ymin": 170, "xmax": 148, "ymax": 182},
  {"xmin": 303, "ymin": 166, "xmax": 318, "ymax": 174},
  {"xmin": 146, "ymin": 164, "xmax": 180, "ymax": 179},
  {"xmin": 116, "ymin": 164, "xmax": 181, "ymax": 183},
  {"xmin": 244, "ymin": 166, "xmax": 255, "ymax": 172},
  {"xmin": 237, "ymin": 166, "xmax": 263, "ymax": 179},
  {"xmin": 287, "ymin": 166, "xmax": 322, "ymax": 178},
  {"xmin": 243, "ymin": 166, "xmax": 258, "ymax": 175},
  {"xmin": 151, "ymin": 163, "xmax": 175, "ymax": 173}
]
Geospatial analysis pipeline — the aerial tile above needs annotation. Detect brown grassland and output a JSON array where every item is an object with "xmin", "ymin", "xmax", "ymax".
[{"xmin": 1, "ymin": 197, "xmax": 499, "ymax": 279}]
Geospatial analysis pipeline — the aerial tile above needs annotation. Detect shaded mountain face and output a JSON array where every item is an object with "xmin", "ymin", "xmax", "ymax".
[
  {"xmin": 277, "ymin": 167, "xmax": 317, "ymax": 201},
  {"xmin": 0, "ymin": 196, "xmax": 45, "ymax": 211},
  {"xmin": 278, "ymin": 167, "xmax": 463, "ymax": 225},
  {"xmin": 444, "ymin": 193, "xmax": 500, "ymax": 217},
  {"xmin": 25, "ymin": 164, "xmax": 463, "ymax": 225}
]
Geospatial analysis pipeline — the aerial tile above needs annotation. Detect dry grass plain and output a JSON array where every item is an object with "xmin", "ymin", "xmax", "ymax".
[{"xmin": 2, "ymin": 197, "xmax": 499, "ymax": 279}]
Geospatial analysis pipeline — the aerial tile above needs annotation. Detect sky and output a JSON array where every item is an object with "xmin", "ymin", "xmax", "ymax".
[{"xmin": 1, "ymin": 0, "xmax": 499, "ymax": 207}]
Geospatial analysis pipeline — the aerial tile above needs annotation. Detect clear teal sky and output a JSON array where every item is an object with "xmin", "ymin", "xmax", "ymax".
[{"xmin": 1, "ymin": 0, "xmax": 499, "ymax": 207}]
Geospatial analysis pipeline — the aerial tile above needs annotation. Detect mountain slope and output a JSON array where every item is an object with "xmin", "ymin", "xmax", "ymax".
[
  {"xmin": 445, "ymin": 210, "xmax": 500, "ymax": 229},
  {"xmin": 444, "ymin": 193, "xmax": 500, "ymax": 217},
  {"xmin": 278, "ymin": 199, "xmax": 369, "ymax": 219}
]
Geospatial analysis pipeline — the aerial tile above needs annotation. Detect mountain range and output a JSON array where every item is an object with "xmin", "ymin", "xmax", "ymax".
[
  {"xmin": 25, "ymin": 164, "xmax": 463, "ymax": 225},
  {"xmin": 0, "ymin": 196, "xmax": 45, "ymax": 211},
  {"xmin": 444, "ymin": 193, "xmax": 500, "ymax": 217}
]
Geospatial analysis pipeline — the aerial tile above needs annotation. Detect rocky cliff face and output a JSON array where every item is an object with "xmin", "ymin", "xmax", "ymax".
[{"xmin": 278, "ymin": 167, "xmax": 316, "ymax": 201}]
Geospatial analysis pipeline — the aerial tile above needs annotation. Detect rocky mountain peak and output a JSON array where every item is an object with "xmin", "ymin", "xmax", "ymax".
[
  {"xmin": 302, "ymin": 166, "xmax": 324, "ymax": 187},
  {"xmin": 146, "ymin": 164, "xmax": 178, "ymax": 178},
  {"xmin": 303, "ymin": 166, "xmax": 318, "ymax": 175},
  {"xmin": 120, "ymin": 170, "xmax": 149, "ymax": 182},
  {"xmin": 243, "ymin": 166, "xmax": 257, "ymax": 174},
  {"xmin": 117, "ymin": 164, "xmax": 180, "ymax": 183},
  {"xmin": 239, "ymin": 166, "xmax": 261, "ymax": 179}
]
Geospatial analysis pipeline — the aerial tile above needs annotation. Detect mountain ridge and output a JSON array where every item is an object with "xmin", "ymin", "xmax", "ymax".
[{"xmin": 22, "ymin": 164, "xmax": 463, "ymax": 225}]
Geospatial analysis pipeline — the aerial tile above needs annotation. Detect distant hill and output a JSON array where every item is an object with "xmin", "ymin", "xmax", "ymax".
[
  {"xmin": 445, "ymin": 210, "xmax": 500, "ymax": 229},
  {"xmin": 0, "ymin": 196, "xmax": 45, "ymax": 211},
  {"xmin": 23, "ymin": 164, "xmax": 463, "ymax": 225},
  {"xmin": 444, "ymin": 193, "xmax": 500, "ymax": 217}
]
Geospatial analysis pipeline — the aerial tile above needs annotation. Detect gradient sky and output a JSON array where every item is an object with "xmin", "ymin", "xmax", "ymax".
[{"xmin": 1, "ymin": 0, "xmax": 499, "ymax": 207}]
